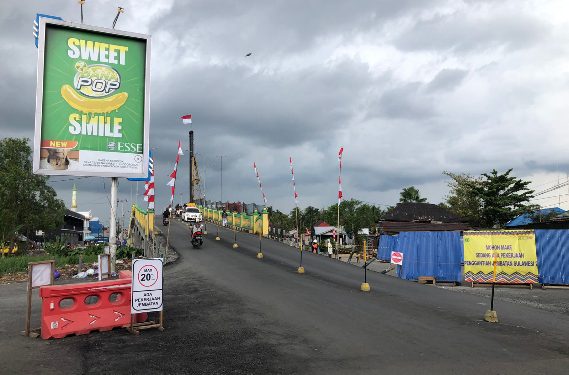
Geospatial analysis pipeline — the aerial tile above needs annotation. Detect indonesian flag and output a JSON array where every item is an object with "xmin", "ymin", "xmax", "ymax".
[
  {"xmin": 181, "ymin": 114, "xmax": 192, "ymax": 124},
  {"xmin": 253, "ymin": 162, "xmax": 268, "ymax": 205},
  {"xmin": 167, "ymin": 141, "xmax": 183, "ymax": 204},
  {"xmin": 289, "ymin": 156, "xmax": 299, "ymax": 205}
]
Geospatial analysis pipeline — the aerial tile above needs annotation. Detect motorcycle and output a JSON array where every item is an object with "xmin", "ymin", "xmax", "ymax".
[
  {"xmin": 162, "ymin": 217, "xmax": 170, "ymax": 226},
  {"xmin": 191, "ymin": 230, "xmax": 204, "ymax": 249}
]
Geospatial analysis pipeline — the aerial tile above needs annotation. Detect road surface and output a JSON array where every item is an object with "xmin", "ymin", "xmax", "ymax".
[{"xmin": 2, "ymin": 219, "xmax": 569, "ymax": 374}]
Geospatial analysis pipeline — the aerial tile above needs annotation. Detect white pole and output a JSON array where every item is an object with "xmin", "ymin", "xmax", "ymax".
[{"xmin": 110, "ymin": 177, "xmax": 118, "ymax": 273}]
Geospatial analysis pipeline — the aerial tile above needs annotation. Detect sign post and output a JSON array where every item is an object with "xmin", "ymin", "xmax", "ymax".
[
  {"xmin": 391, "ymin": 251, "xmax": 404, "ymax": 277},
  {"xmin": 98, "ymin": 253, "xmax": 110, "ymax": 281},
  {"xmin": 130, "ymin": 258, "xmax": 164, "ymax": 333},
  {"xmin": 24, "ymin": 260, "xmax": 55, "ymax": 337}
]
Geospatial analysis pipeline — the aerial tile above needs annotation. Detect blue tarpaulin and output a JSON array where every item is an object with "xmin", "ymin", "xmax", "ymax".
[
  {"xmin": 395, "ymin": 231, "xmax": 463, "ymax": 282},
  {"xmin": 505, "ymin": 208, "xmax": 565, "ymax": 227},
  {"xmin": 377, "ymin": 235, "xmax": 399, "ymax": 261},
  {"xmin": 535, "ymin": 230, "xmax": 569, "ymax": 285}
]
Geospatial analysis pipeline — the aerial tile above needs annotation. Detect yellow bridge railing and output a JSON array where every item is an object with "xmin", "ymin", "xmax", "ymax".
[
  {"xmin": 198, "ymin": 206, "xmax": 269, "ymax": 236},
  {"xmin": 131, "ymin": 205, "xmax": 154, "ymax": 237}
]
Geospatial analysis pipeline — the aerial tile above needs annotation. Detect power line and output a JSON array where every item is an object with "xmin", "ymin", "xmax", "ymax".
[
  {"xmin": 531, "ymin": 192, "xmax": 569, "ymax": 202},
  {"xmin": 534, "ymin": 179, "xmax": 569, "ymax": 197}
]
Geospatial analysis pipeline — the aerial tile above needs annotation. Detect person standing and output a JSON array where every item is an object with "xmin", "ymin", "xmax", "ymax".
[
  {"xmin": 327, "ymin": 240, "xmax": 333, "ymax": 258},
  {"xmin": 311, "ymin": 239, "xmax": 319, "ymax": 254},
  {"xmin": 222, "ymin": 209, "xmax": 228, "ymax": 227}
]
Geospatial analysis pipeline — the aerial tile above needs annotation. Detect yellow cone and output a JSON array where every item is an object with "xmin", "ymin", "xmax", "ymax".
[
  {"xmin": 484, "ymin": 310, "xmax": 499, "ymax": 323},
  {"xmin": 232, "ymin": 243, "xmax": 239, "ymax": 248},
  {"xmin": 297, "ymin": 266, "xmax": 305, "ymax": 274},
  {"xmin": 257, "ymin": 252, "xmax": 264, "ymax": 259},
  {"xmin": 360, "ymin": 282, "xmax": 370, "ymax": 292}
]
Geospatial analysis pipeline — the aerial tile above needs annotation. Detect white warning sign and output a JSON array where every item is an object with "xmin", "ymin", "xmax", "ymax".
[{"xmin": 131, "ymin": 258, "xmax": 163, "ymax": 313}]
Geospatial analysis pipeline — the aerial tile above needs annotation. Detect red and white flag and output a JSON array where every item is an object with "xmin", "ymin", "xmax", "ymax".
[
  {"xmin": 253, "ymin": 162, "xmax": 268, "ymax": 205},
  {"xmin": 338, "ymin": 147, "xmax": 344, "ymax": 204},
  {"xmin": 289, "ymin": 157, "xmax": 299, "ymax": 206},
  {"xmin": 181, "ymin": 114, "xmax": 192, "ymax": 124},
  {"xmin": 167, "ymin": 141, "xmax": 183, "ymax": 205}
]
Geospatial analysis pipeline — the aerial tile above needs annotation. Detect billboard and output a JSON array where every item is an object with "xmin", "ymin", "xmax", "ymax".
[
  {"xmin": 33, "ymin": 19, "xmax": 150, "ymax": 178},
  {"xmin": 464, "ymin": 230, "xmax": 539, "ymax": 284}
]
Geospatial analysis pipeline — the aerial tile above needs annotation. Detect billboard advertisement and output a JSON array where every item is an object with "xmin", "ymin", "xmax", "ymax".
[
  {"xmin": 33, "ymin": 19, "xmax": 150, "ymax": 177},
  {"xmin": 464, "ymin": 230, "xmax": 539, "ymax": 284}
]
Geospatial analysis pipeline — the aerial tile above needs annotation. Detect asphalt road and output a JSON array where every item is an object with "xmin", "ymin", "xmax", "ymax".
[{"xmin": 2, "ymin": 220, "xmax": 569, "ymax": 374}]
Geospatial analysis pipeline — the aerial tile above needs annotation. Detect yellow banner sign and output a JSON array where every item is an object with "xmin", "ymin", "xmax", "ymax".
[{"xmin": 464, "ymin": 230, "xmax": 538, "ymax": 284}]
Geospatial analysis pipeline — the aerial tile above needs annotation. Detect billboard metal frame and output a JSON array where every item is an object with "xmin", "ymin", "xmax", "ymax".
[{"xmin": 33, "ymin": 18, "xmax": 151, "ymax": 178}]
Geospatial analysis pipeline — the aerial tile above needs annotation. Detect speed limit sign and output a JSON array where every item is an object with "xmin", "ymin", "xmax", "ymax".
[{"xmin": 131, "ymin": 258, "xmax": 163, "ymax": 313}]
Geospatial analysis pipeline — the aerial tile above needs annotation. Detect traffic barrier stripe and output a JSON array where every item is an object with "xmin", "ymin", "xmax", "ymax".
[{"xmin": 40, "ymin": 279, "xmax": 133, "ymax": 339}]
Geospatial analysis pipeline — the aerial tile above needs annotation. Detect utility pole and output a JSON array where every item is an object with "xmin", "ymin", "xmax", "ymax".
[{"xmin": 189, "ymin": 130, "xmax": 194, "ymax": 203}]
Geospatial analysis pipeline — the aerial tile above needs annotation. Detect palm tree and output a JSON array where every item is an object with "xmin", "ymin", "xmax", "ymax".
[{"xmin": 399, "ymin": 186, "xmax": 427, "ymax": 203}]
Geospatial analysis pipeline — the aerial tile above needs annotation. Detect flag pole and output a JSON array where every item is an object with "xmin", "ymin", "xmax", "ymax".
[
  {"xmin": 336, "ymin": 202, "xmax": 340, "ymax": 259},
  {"xmin": 290, "ymin": 157, "xmax": 304, "ymax": 273},
  {"xmin": 166, "ymin": 141, "xmax": 182, "ymax": 253},
  {"xmin": 336, "ymin": 147, "xmax": 343, "ymax": 260},
  {"xmin": 253, "ymin": 162, "xmax": 267, "ymax": 260},
  {"xmin": 189, "ymin": 130, "xmax": 194, "ymax": 203}
]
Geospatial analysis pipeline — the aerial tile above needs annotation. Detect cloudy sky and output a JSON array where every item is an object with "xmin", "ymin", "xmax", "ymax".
[{"xmin": 3, "ymin": 0, "xmax": 569, "ymax": 224}]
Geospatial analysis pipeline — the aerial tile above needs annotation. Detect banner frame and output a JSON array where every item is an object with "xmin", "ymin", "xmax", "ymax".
[{"xmin": 33, "ymin": 18, "xmax": 151, "ymax": 178}]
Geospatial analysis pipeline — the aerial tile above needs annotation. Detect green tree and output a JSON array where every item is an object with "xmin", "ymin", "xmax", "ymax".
[
  {"xmin": 472, "ymin": 169, "xmax": 536, "ymax": 228},
  {"xmin": 0, "ymin": 138, "xmax": 65, "ymax": 244},
  {"xmin": 322, "ymin": 199, "xmax": 384, "ymax": 242},
  {"xmin": 399, "ymin": 186, "xmax": 427, "ymax": 203},
  {"xmin": 299, "ymin": 206, "xmax": 322, "ymax": 230},
  {"xmin": 268, "ymin": 208, "xmax": 292, "ymax": 230},
  {"xmin": 443, "ymin": 172, "xmax": 483, "ymax": 226}
]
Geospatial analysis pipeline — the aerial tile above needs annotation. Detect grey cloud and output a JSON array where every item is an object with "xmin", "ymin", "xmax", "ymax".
[
  {"xmin": 374, "ymin": 83, "xmax": 436, "ymax": 120},
  {"xmin": 426, "ymin": 69, "xmax": 468, "ymax": 92},
  {"xmin": 395, "ymin": 10, "xmax": 548, "ymax": 52},
  {"xmin": 1, "ymin": 1, "xmax": 567, "ymax": 219},
  {"xmin": 149, "ymin": 0, "xmax": 440, "ymax": 58}
]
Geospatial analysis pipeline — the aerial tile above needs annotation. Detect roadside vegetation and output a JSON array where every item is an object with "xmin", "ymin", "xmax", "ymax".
[
  {"xmin": 0, "ymin": 240, "xmax": 143, "ymax": 276},
  {"xmin": 270, "ymin": 169, "xmax": 536, "ymax": 241}
]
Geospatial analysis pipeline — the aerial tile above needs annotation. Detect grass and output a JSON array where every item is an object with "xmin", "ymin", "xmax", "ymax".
[{"xmin": 0, "ymin": 254, "xmax": 99, "ymax": 275}]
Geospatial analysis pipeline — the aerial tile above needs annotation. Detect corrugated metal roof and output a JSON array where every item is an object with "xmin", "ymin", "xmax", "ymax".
[
  {"xmin": 379, "ymin": 221, "xmax": 471, "ymax": 233},
  {"xmin": 314, "ymin": 226, "xmax": 336, "ymax": 235}
]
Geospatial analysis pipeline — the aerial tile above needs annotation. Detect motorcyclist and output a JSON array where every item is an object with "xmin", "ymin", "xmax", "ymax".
[
  {"xmin": 162, "ymin": 207, "xmax": 170, "ymax": 225},
  {"xmin": 191, "ymin": 221, "xmax": 204, "ymax": 237},
  {"xmin": 311, "ymin": 239, "xmax": 319, "ymax": 254}
]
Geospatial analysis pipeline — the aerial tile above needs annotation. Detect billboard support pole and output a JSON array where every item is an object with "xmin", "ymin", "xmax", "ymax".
[{"xmin": 110, "ymin": 177, "xmax": 118, "ymax": 273}]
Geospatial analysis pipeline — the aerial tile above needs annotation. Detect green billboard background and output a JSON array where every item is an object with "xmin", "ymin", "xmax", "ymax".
[{"xmin": 41, "ymin": 24, "xmax": 146, "ymax": 153}]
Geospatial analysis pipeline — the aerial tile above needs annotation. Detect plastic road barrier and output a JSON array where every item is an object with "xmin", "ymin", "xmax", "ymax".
[{"xmin": 40, "ymin": 279, "xmax": 132, "ymax": 339}]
